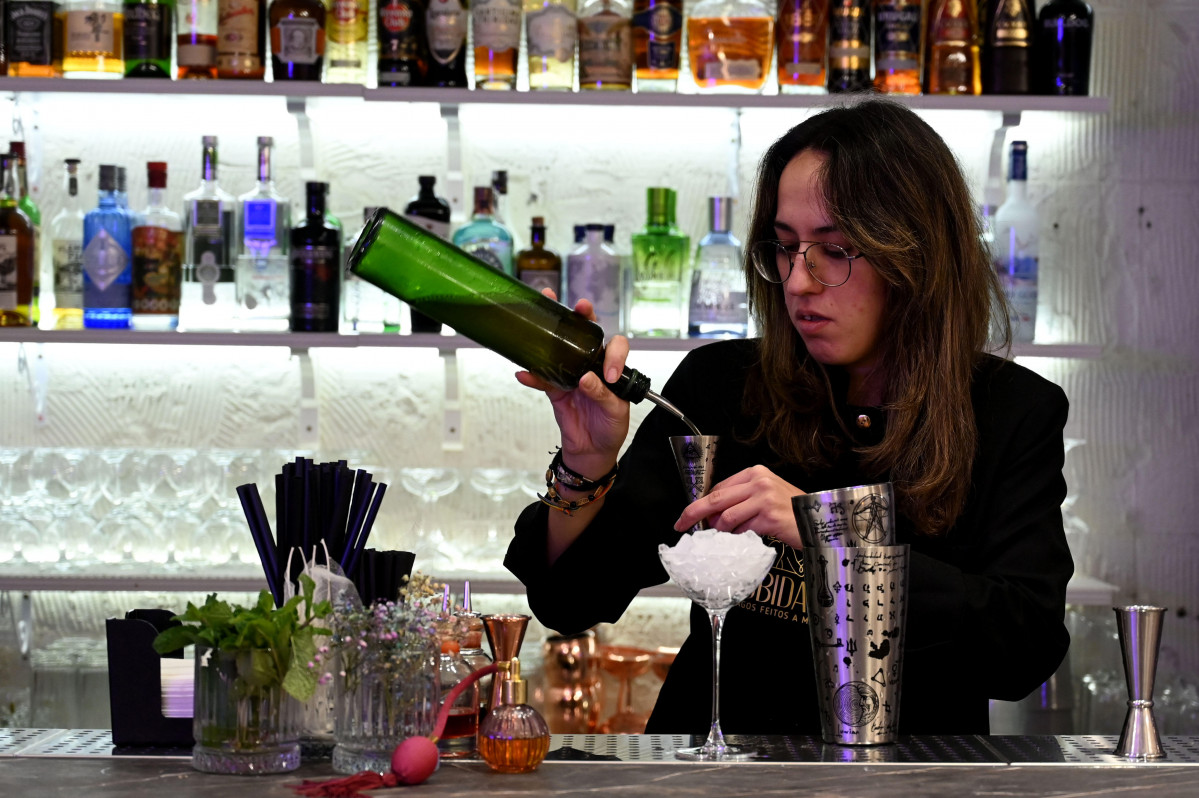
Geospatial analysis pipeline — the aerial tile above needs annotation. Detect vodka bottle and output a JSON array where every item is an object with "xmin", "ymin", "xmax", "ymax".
[
  {"xmin": 993, "ymin": 141, "xmax": 1038, "ymax": 343},
  {"xmin": 687, "ymin": 196, "xmax": 746, "ymax": 338},
  {"xmin": 237, "ymin": 135, "xmax": 291, "ymax": 330}
]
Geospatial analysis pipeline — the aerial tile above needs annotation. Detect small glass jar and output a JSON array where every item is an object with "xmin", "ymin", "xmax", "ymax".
[{"xmin": 437, "ymin": 625, "xmax": 480, "ymax": 758}]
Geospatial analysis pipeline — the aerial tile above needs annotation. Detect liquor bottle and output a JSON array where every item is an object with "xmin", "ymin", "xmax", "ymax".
[
  {"xmin": 1037, "ymin": 0, "xmax": 1091, "ymax": 96},
  {"xmin": 490, "ymin": 169, "xmax": 510, "ymax": 227},
  {"xmin": 343, "ymin": 206, "xmax": 400, "ymax": 332},
  {"xmin": 181, "ymin": 136, "xmax": 236, "ymax": 331},
  {"xmin": 982, "ymin": 0, "xmax": 1034, "ymax": 94},
  {"xmin": 219, "ymin": 0, "xmax": 265, "ymax": 77},
  {"xmin": 269, "ymin": 0, "xmax": 325, "ymax": 80},
  {"xmin": 60, "ymin": 0, "xmax": 125, "ymax": 77},
  {"xmin": 131, "ymin": 161, "xmax": 183, "ymax": 331},
  {"xmin": 776, "ymin": 0, "xmax": 828, "ymax": 94},
  {"xmin": 451, "ymin": 187, "xmax": 514, "ymax": 276},
  {"xmin": 176, "ymin": 0, "xmax": 219, "ymax": 78},
  {"xmin": 629, "ymin": 186, "xmax": 688, "ymax": 337},
  {"xmin": 631, "ymin": 0, "xmax": 681, "ymax": 91},
  {"xmin": 82, "ymin": 164, "xmax": 134, "ymax": 329},
  {"xmin": 49, "ymin": 158, "xmax": 85, "ymax": 330},
  {"xmin": 9, "ymin": 143, "xmax": 40, "ymax": 325},
  {"xmin": 473, "ymin": 0, "xmax": 520, "ymax": 89},
  {"xmin": 926, "ymin": 0, "xmax": 980, "ymax": 94},
  {"xmin": 325, "ymin": 0, "xmax": 368, "ymax": 83},
  {"xmin": 872, "ymin": 0, "xmax": 923, "ymax": 94},
  {"xmin": 525, "ymin": 0, "xmax": 575, "ymax": 91},
  {"xmin": 516, "ymin": 217, "xmax": 561, "ymax": 295},
  {"xmin": 0, "ymin": 154, "xmax": 36, "ymax": 327},
  {"xmin": 425, "ymin": 0, "xmax": 468, "ymax": 86},
  {"xmin": 826, "ymin": 0, "xmax": 870, "ymax": 91},
  {"xmin": 290, "ymin": 181, "xmax": 340, "ymax": 333},
  {"xmin": 687, "ymin": 196, "xmax": 746, "ymax": 338},
  {"xmin": 577, "ymin": 0, "xmax": 632, "ymax": 90},
  {"xmin": 402, "ymin": 175, "xmax": 450, "ymax": 332},
  {"xmin": 115, "ymin": 165, "xmax": 128, "ymax": 208},
  {"xmin": 565, "ymin": 222, "xmax": 621, "ymax": 335},
  {"xmin": 687, "ymin": 0, "xmax": 774, "ymax": 93},
  {"xmin": 437, "ymin": 623, "xmax": 480, "ymax": 758},
  {"xmin": 123, "ymin": 0, "xmax": 173, "ymax": 76},
  {"xmin": 993, "ymin": 141, "xmax": 1037, "ymax": 343},
  {"xmin": 237, "ymin": 136, "xmax": 291, "ymax": 330},
  {"xmin": 378, "ymin": 0, "xmax": 429, "ymax": 86},
  {"xmin": 7, "ymin": 0, "xmax": 64, "ymax": 77}
]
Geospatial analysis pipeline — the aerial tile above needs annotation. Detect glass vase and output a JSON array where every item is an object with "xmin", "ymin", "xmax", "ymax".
[{"xmin": 191, "ymin": 645, "xmax": 302, "ymax": 775}]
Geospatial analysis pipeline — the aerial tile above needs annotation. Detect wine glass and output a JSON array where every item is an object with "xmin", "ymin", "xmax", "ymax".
[
  {"xmin": 91, "ymin": 449, "xmax": 154, "ymax": 566},
  {"xmin": 196, "ymin": 450, "xmax": 264, "ymax": 566},
  {"xmin": 399, "ymin": 467, "xmax": 460, "ymax": 568},
  {"xmin": 599, "ymin": 645, "xmax": 654, "ymax": 734},
  {"xmin": 658, "ymin": 529, "xmax": 776, "ymax": 761},
  {"xmin": 467, "ymin": 467, "xmax": 523, "ymax": 569}
]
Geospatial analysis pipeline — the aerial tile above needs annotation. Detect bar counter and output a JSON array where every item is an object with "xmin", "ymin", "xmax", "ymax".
[{"xmin": 2, "ymin": 732, "xmax": 1199, "ymax": 797}]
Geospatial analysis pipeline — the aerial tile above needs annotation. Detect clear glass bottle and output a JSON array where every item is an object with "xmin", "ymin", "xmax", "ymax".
[
  {"xmin": 776, "ymin": 0, "xmax": 827, "ymax": 93},
  {"xmin": 872, "ymin": 0, "xmax": 923, "ymax": 94},
  {"xmin": 631, "ymin": 0, "xmax": 682, "ymax": 91},
  {"xmin": 49, "ymin": 159, "xmax": 86, "ymax": 330},
  {"xmin": 1037, "ymin": 0, "xmax": 1093, "ymax": 96},
  {"xmin": 82, "ymin": 164, "xmax": 134, "ymax": 329},
  {"xmin": 325, "ymin": 0, "xmax": 369, "ymax": 83},
  {"xmin": 451, "ymin": 187, "xmax": 515, "ymax": 277},
  {"xmin": 177, "ymin": 0, "xmax": 219, "ymax": 77},
  {"xmin": 181, "ymin": 135, "xmax": 237, "ymax": 332},
  {"xmin": 60, "ymin": 0, "xmax": 126, "ymax": 77},
  {"xmin": 290, "ymin": 181, "xmax": 340, "ymax": 333},
  {"xmin": 826, "ymin": 0, "xmax": 870, "ymax": 92},
  {"xmin": 686, "ymin": 0, "xmax": 773, "ymax": 93},
  {"xmin": 473, "ymin": 0, "xmax": 521, "ymax": 89},
  {"xmin": 629, "ymin": 186, "xmax": 688, "ymax": 337},
  {"xmin": 565, "ymin": 223, "xmax": 621, "ymax": 336},
  {"xmin": 437, "ymin": 621, "xmax": 479, "ymax": 758},
  {"xmin": 993, "ymin": 141, "xmax": 1038, "ymax": 343},
  {"xmin": 131, "ymin": 161, "xmax": 183, "ymax": 331},
  {"xmin": 218, "ymin": 0, "xmax": 266, "ymax": 78},
  {"xmin": 477, "ymin": 658, "xmax": 550, "ymax": 773},
  {"xmin": 516, "ymin": 217, "xmax": 561, "ymax": 295},
  {"xmin": 7, "ymin": 0, "xmax": 64, "ymax": 77},
  {"xmin": 687, "ymin": 196, "xmax": 746, "ymax": 338},
  {"xmin": 237, "ymin": 136, "xmax": 291, "ymax": 331},
  {"xmin": 342, "ymin": 207, "xmax": 400, "ymax": 333},
  {"xmin": 577, "ymin": 0, "xmax": 632, "ymax": 90},
  {"xmin": 525, "ymin": 0, "xmax": 576, "ymax": 90},
  {"xmin": 123, "ymin": 0, "xmax": 174, "ymax": 77},
  {"xmin": 925, "ymin": 0, "xmax": 979, "ymax": 95},
  {"xmin": 0, "ymin": 155, "xmax": 36, "ymax": 327}
]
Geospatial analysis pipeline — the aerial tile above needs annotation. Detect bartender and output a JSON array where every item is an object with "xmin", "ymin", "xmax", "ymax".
[{"xmin": 505, "ymin": 99, "xmax": 1073, "ymax": 735}]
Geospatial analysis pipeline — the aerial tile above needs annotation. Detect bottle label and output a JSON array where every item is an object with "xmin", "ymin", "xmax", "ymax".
[
  {"xmin": 990, "ymin": 0, "xmax": 1031, "ymax": 47},
  {"xmin": 125, "ymin": 3, "xmax": 171, "ymax": 60},
  {"xmin": 426, "ymin": 0, "xmax": 467, "ymax": 64},
  {"xmin": 242, "ymin": 199, "xmax": 278, "ymax": 243},
  {"xmin": 929, "ymin": 0, "xmax": 971, "ymax": 48},
  {"xmin": 217, "ymin": 0, "xmax": 261, "ymax": 63},
  {"xmin": 189, "ymin": 200, "xmax": 234, "ymax": 285},
  {"xmin": 131, "ymin": 226, "xmax": 183, "ymax": 315},
  {"xmin": 0, "ymin": 235, "xmax": 16, "ymax": 309},
  {"xmin": 82, "ymin": 229, "xmax": 129, "ymax": 293},
  {"xmin": 462, "ymin": 240, "xmax": 511, "ymax": 273},
  {"xmin": 329, "ymin": 0, "xmax": 369, "ymax": 44},
  {"xmin": 578, "ymin": 12, "xmax": 632, "ymax": 85},
  {"xmin": 778, "ymin": 0, "xmax": 828, "ymax": 76},
  {"xmin": 404, "ymin": 214, "xmax": 450, "ymax": 240},
  {"xmin": 380, "ymin": 0, "xmax": 424, "ymax": 60},
  {"xmin": 632, "ymin": 1, "xmax": 682, "ymax": 70},
  {"xmin": 829, "ymin": 0, "xmax": 870, "ymax": 69},
  {"xmin": 520, "ymin": 268, "xmax": 561, "ymax": 295},
  {"xmin": 874, "ymin": 1, "xmax": 922, "ymax": 72},
  {"xmin": 472, "ymin": 0, "xmax": 520, "ymax": 52},
  {"xmin": 65, "ymin": 10, "xmax": 118, "ymax": 57},
  {"xmin": 527, "ymin": 5, "xmax": 577, "ymax": 63},
  {"xmin": 291, "ymin": 245, "xmax": 339, "ymax": 325},
  {"xmin": 274, "ymin": 17, "xmax": 323, "ymax": 64},
  {"xmin": 997, "ymin": 254, "xmax": 1037, "ymax": 339},
  {"xmin": 689, "ymin": 270, "xmax": 746, "ymax": 326},
  {"xmin": 53, "ymin": 238, "xmax": 85, "ymax": 309},
  {"xmin": 8, "ymin": 2, "xmax": 58, "ymax": 66}
]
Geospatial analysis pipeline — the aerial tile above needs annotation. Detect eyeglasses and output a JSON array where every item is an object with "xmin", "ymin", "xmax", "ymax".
[{"xmin": 748, "ymin": 240, "xmax": 863, "ymax": 288}]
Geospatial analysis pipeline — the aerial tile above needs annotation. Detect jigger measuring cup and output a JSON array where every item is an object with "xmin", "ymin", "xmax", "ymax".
[
  {"xmin": 1114, "ymin": 605, "xmax": 1167, "ymax": 760},
  {"xmin": 482, "ymin": 614, "xmax": 530, "ymax": 712},
  {"xmin": 670, "ymin": 436, "xmax": 719, "ymax": 531}
]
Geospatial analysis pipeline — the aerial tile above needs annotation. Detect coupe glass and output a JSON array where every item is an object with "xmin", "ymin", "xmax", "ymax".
[
  {"xmin": 658, "ymin": 529, "xmax": 776, "ymax": 760},
  {"xmin": 467, "ymin": 467, "xmax": 523, "ymax": 569},
  {"xmin": 399, "ymin": 467, "xmax": 460, "ymax": 568},
  {"xmin": 599, "ymin": 645, "xmax": 654, "ymax": 734}
]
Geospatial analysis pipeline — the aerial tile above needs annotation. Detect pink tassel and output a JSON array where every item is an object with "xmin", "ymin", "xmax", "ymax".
[{"xmin": 289, "ymin": 771, "xmax": 399, "ymax": 797}]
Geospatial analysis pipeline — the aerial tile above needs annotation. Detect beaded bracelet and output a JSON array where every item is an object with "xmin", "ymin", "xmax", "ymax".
[
  {"xmin": 538, "ymin": 470, "xmax": 618, "ymax": 517},
  {"xmin": 545, "ymin": 448, "xmax": 619, "ymax": 493}
]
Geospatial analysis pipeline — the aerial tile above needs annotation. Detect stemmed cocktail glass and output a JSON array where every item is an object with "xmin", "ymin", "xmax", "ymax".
[{"xmin": 399, "ymin": 467, "xmax": 460, "ymax": 568}]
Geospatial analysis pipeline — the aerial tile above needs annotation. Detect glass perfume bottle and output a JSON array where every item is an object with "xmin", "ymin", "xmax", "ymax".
[
  {"xmin": 477, "ymin": 658, "xmax": 550, "ymax": 773},
  {"xmin": 686, "ymin": 0, "xmax": 774, "ymax": 93}
]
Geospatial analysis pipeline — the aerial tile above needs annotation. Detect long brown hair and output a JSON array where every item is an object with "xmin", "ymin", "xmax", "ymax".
[{"xmin": 744, "ymin": 99, "xmax": 1009, "ymax": 537}]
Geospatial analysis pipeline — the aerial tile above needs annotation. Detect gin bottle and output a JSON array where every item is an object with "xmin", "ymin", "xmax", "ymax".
[
  {"xmin": 687, "ymin": 196, "xmax": 746, "ymax": 338},
  {"xmin": 525, "ymin": 0, "xmax": 576, "ymax": 90},
  {"xmin": 343, "ymin": 207, "xmax": 400, "ymax": 333},
  {"xmin": 403, "ymin": 175, "xmax": 451, "ymax": 332},
  {"xmin": 451, "ymin": 187, "xmax": 515, "ymax": 276},
  {"xmin": 49, "ymin": 159, "xmax": 86, "ymax": 330},
  {"xmin": 290, "ymin": 182, "xmax": 340, "ymax": 332},
  {"xmin": 181, "ymin": 135, "xmax": 237, "ymax": 331},
  {"xmin": 82, "ymin": 164, "xmax": 134, "ymax": 329},
  {"xmin": 629, "ymin": 187, "xmax": 688, "ymax": 337},
  {"xmin": 0, "ymin": 155, "xmax": 36, "ymax": 327},
  {"xmin": 516, "ymin": 217, "xmax": 562, "ymax": 295},
  {"xmin": 131, "ymin": 161, "xmax": 183, "ymax": 331},
  {"xmin": 565, "ymin": 223, "xmax": 621, "ymax": 336},
  {"xmin": 993, "ymin": 141, "xmax": 1038, "ymax": 343},
  {"xmin": 237, "ymin": 136, "xmax": 291, "ymax": 330}
]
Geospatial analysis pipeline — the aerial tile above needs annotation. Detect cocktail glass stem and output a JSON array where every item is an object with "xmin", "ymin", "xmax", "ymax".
[{"xmin": 702, "ymin": 608, "xmax": 729, "ymax": 755}]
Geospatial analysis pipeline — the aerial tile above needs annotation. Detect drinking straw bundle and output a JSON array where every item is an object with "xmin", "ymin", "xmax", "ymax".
[
  {"xmin": 349, "ymin": 549, "xmax": 416, "ymax": 607},
  {"xmin": 236, "ymin": 458, "xmax": 389, "ymax": 607}
]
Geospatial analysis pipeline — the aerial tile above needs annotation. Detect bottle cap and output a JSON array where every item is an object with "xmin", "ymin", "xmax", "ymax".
[
  {"xmin": 202, "ymin": 135, "xmax": 217, "ymax": 148},
  {"xmin": 8, "ymin": 142, "xmax": 25, "ymax": 159},
  {"xmin": 146, "ymin": 161, "xmax": 168, "ymax": 189},
  {"xmin": 419, "ymin": 175, "xmax": 437, "ymax": 187},
  {"xmin": 491, "ymin": 170, "xmax": 508, "ymax": 195},
  {"xmin": 499, "ymin": 657, "xmax": 528, "ymax": 706},
  {"xmin": 647, "ymin": 187, "xmax": 671, "ymax": 221},
  {"xmin": 531, "ymin": 216, "xmax": 545, "ymax": 228},
  {"xmin": 462, "ymin": 580, "xmax": 473, "ymax": 612},
  {"xmin": 64, "ymin": 158, "xmax": 81, "ymax": 167},
  {"xmin": 363, "ymin": 206, "xmax": 380, "ymax": 223},
  {"xmin": 98, "ymin": 164, "xmax": 117, "ymax": 191},
  {"xmin": 117, "ymin": 166, "xmax": 127, "ymax": 192},
  {"xmin": 473, "ymin": 186, "xmax": 495, "ymax": 211},
  {"xmin": 257, "ymin": 135, "xmax": 273, "ymax": 147},
  {"xmin": 603, "ymin": 224, "xmax": 615, "ymax": 243},
  {"xmin": 306, "ymin": 181, "xmax": 328, "ymax": 194}
]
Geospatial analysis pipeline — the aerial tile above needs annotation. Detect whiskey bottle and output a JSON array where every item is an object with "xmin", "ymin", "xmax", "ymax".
[
  {"xmin": 631, "ymin": 0, "xmax": 681, "ymax": 91},
  {"xmin": 525, "ymin": 0, "xmax": 576, "ymax": 90},
  {"xmin": 687, "ymin": 196, "xmax": 746, "ymax": 338},
  {"xmin": 82, "ymin": 164, "xmax": 134, "ymax": 329},
  {"xmin": 123, "ymin": 0, "xmax": 173, "ymax": 76},
  {"xmin": 269, "ymin": 0, "xmax": 325, "ymax": 80},
  {"xmin": 176, "ymin": 0, "xmax": 218, "ymax": 78},
  {"xmin": 1037, "ymin": 0, "xmax": 1092, "ymax": 96},
  {"xmin": 325, "ymin": 0, "xmax": 369, "ymax": 83},
  {"xmin": 565, "ymin": 223, "xmax": 621, "ymax": 336},
  {"xmin": 131, "ymin": 161, "xmax": 183, "ymax": 331},
  {"xmin": 378, "ymin": 0, "xmax": 429, "ymax": 86},
  {"xmin": 0, "ymin": 154, "xmax": 36, "ymax": 327},
  {"xmin": 236, "ymin": 136, "xmax": 291, "ymax": 330},
  {"xmin": 516, "ymin": 217, "xmax": 562, "ymax": 295},
  {"xmin": 425, "ymin": 0, "xmax": 467, "ymax": 86},
  {"xmin": 290, "ymin": 182, "xmax": 340, "ymax": 333},
  {"xmin": 218, "ymin": 0, "xmax": 265, "ymax": 77},
  {"xmin": 826, "ymin": 0, "xmax": 869, "ymax": 92},
  {"xmin": 629, "ymin": 187, "xmax": 688, "ymax": 337},
  {"xmin": 577, "ymin": 0, "xmax": 632, "ymax": 90},
  {"xmin": 473, "ymin": 0, "xmax": 520, "ymax": 89},
  {"xmin": 993, "ymin": 141, "xmax": 1038, "ymax": 342},
  {"xmin": 402, "ymin": 175, "xmax": 450, "ymax": 332},
  {"xmin": 926, "ymin": 0, "xmax": 980, "ymax": 94},
  {"xmin": 452, "ymin": 187, "xmax": 514, "ymax": 276},
  {"xmin": 181, "ymin": 136, "xmax": 236, "ymax": 331},
  {"xmin": 776, "ymin": 0, "xmax": 828, "ymax": 94},
  {"xmin": 687, "ymin": 0, "xmax": 774, "ymax": 93},
  {"xmin": 982, "ymin": 0, "xmax": 1033, "ymax": 94},
  {"xmin": 60, "ymin": 0, "xmax": 125, "ymax": 77},
  {"xmin": 872, "ymin": 0, "xmax": 923, "ymax": 94},
  {"xmin": 8, "ymin": 143, "xmax": 40, "ymax": 325},
  {"xmin": 7, "ymin": 0, "xmax": 64, "ymax": 77},
  {"xmin": 48, "ymin": 158, "xmax": 85, "ymax": 330}
]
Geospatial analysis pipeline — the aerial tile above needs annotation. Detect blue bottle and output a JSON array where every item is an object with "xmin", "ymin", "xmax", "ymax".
[
  {"xmin": 451, "ymin": 187, "xmax": 515, "ymax": 276},
  {"xmin": 83, "ymin": 164, "xmax": 135, "ymax": 329}
]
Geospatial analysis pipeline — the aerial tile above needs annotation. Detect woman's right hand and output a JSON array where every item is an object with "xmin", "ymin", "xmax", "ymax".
[{"xmin": 514, "ymin": 293, "xmax": 631, "ymax": 479}]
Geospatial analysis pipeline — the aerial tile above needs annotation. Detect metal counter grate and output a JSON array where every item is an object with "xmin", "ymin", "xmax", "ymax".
[
  {"xmin": 0, "ymin": 729, "xmax": 63, "ymax": 757},
  {"xmin": 988, "ymin": 735, "xmax": 1199, "ymax": 766},
  {"xmin": 547, "ymin": 734, "xmax": 691, "ymax": 762}
]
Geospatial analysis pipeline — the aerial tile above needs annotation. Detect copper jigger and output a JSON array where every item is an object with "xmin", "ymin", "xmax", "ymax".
[
  {"xmin": 669, "ymin": 435, "xmax": 719, "ymax": 531},
  {"xmin": 482, "ymin": 614, "xmax": 530, "ymax": 711}
]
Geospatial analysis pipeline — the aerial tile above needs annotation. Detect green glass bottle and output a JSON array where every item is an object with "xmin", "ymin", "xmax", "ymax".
[
  {"xmin": 10, "ymin": 143, "xmax": 41, "ymax": 325},
  {"xmin": 629, "ymin": 187, "xmax": 689, "ymax": 337},
  {"xmin": 124, "ymin": 0, "xmax": 175, "ymax": 77}
]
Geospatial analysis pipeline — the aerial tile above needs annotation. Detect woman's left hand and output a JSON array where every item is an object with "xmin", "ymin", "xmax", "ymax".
[{"xmin": 673, "ymin": 466, "xmax": 804, "ymax": 549}]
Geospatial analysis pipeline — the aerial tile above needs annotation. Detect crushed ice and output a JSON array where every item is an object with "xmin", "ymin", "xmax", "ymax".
[{"xmin": 658, "ymin": 528, "xmax": 776, "ymax": 612}]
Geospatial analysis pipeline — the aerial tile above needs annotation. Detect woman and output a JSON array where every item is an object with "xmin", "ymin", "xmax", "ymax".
[{"xmin": 506, "ymin": 100, "xmax": 1073, "ymax": 735}]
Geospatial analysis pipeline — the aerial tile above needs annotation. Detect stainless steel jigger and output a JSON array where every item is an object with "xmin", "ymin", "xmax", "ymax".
[
  {"xmin": 1114, "ymin": 605, "xmax": 1167, "ymax": 760},
  {"xmin": 669, "ymin": 436, "xmax": 719, "ymax": 531}
]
